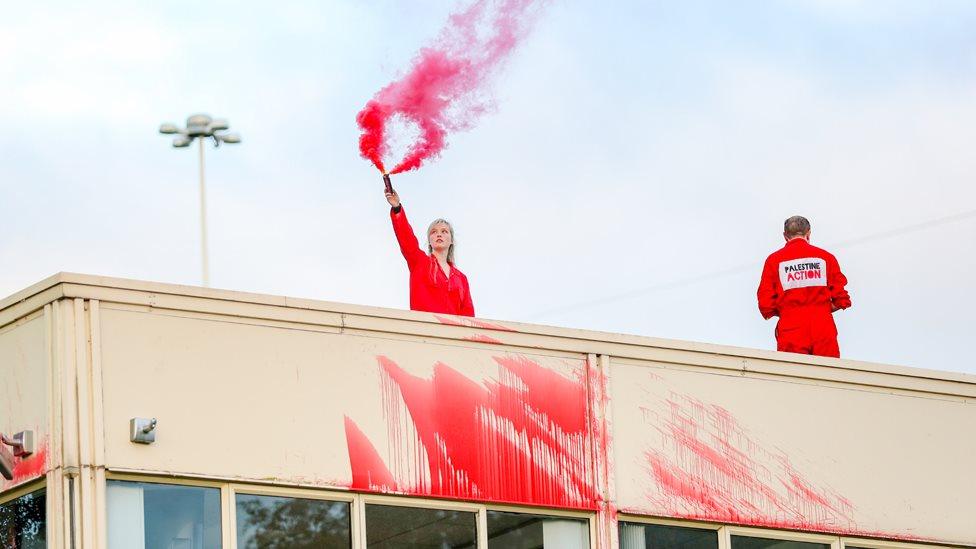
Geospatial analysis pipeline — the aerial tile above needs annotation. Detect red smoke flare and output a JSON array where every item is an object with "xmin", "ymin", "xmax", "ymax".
[{"xmin": 357, "ymin": 0, "xmax": 543, "ymax": 174}]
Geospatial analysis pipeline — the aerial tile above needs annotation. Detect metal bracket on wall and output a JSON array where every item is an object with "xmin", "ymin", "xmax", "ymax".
[{"xmin": 130, "ymin": 418, "xmax": 157, "ymax": 444}]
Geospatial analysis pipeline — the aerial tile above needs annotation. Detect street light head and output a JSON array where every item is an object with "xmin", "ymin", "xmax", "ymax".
[
  {"xmin": 159, "ymin": 123, "xmax": 180, "ymax": 135},
  {"xmin": 187, "ymin": 114, "xmax": 212, "ymax": 127},
  {"xmin": 186, "ymin": 113, "xmax": 212, "ymax": 137},
  {"xmin": 209, "ymin": 119, "xmax": 229, "ymax": 132},
  {"xmin": 172, "ymin": 135, "xmax": 193, "ymax": 148},
  {"xmin": 219, "ymin": 133, "xmax": 241, "ymax": 144}
]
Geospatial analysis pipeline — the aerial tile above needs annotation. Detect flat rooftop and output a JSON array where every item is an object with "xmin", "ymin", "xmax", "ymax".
[{"xmin": 2, "ymin": 272, "xmax": 974, "ymax": 399}]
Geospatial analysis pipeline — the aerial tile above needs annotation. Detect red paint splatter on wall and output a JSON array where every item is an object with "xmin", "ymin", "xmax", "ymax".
[
  {"xmin": 357, "ymin": 0, "xmax": 546, "ymax": 174},
  {"xmin": 343, "ymin": 354, "xmax": 596, "ymax": 509},
  {"xmin": 1, "ymin": 442, "xmax": 48, "ymax": 492},
  {"xmin": 642, "ymin": 392, "xmax": 858, "ymax": 531}
]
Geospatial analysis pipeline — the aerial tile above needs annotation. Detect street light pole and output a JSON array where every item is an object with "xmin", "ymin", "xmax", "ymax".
[
  {"xmin": 198, "ymin": 136, "xmax": 210, "ymax": 287},
  {"xmin": 158, "ymin": 114, "xmax": 241, "ymax": 287}
]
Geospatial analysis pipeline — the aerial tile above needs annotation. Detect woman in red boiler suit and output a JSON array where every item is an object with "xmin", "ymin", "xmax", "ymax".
[{"xmin": 384, "ymin": 187, "xmax": 475, "ymax": 316}]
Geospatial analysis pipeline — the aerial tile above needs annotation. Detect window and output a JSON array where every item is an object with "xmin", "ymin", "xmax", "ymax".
[
  {"xmin": 486, "ymin": 510, "xmax": 589, "ymax": 549},
  {"xmin": 104, "ymin": 477, "xmax": 598, "ymax": 549},
  {"xmin": 619, "ymin": 522, "xmax": 718, "ymax": 549},
  {"xmin": 732, "ymin": 535, "xmax": 830, "ymax": 549},
  {"xmin": 236, "ymin": 493, "xmax": 351, "ymax": 548},
  {"xmin": 107, "ymin": 480, "xmax": 221, "ymax": 549},
  {"xmin": 0, "ymin": 489, "xmax": 45, "ymax": 549},
  {"xmin": 364, "ymin": 504, "xmax": 477, "ymax": 548}
]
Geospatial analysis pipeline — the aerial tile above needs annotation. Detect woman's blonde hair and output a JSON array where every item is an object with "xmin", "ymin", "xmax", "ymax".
[{"xmin": 427, "ymin": 218, "xmax": 456, "ymax": 264}]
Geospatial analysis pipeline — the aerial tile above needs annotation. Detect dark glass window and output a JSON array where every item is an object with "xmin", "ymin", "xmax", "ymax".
[
  {"xmin": 619, "ymin": 522, "xmax": 718, "ymax": 549},
  {"xmin": 486, "ymin": 510, "xmax": 589, "ymax": 549},
  {"xmin": 365, "ymin": 504, "xmax": 476, "ymax": 549},
  {"xmin": 0, "ymin": 489, "xmax": 46, "ymax": 549},
  {"xmin": 732, "ymin": 536, "xmax": 830, "ymax": 549},
  {"xmin": 236, "ymin": 493, "xmax": 351, "ymax": 548},
  {"xmin": 107, "ymin": 480, "xmax": 221, "ymax": 549}
]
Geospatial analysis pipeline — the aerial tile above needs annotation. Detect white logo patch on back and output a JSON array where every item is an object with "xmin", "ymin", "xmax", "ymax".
[{"xmin": 779, "ymin": 257, "xmax": 827, "ymax": 290}]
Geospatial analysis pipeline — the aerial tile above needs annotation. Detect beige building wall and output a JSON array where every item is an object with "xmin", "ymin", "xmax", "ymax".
[
  {"xmin": 609, "ymin": 357, "xmax": 976, "ymax": 544},
  {"xmin": 0, "ymin": 312, "xmax": 48, "ymax": 492},
  {"xmin": 1, "ymin": 273, "xmax": 974, "ymax": 548},
  {"xmin": 98, "ymin": 303, "xmax": 594, "ymax": 510}
]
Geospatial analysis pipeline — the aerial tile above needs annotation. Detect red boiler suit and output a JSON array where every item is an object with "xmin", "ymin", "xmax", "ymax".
[
  {"xmin": 391, "ymin": 206, "xmax": 475, "ymax": 317},
  {"xmin": 757, "ymin": 238, "xmax": 851, "ymax": 358}
]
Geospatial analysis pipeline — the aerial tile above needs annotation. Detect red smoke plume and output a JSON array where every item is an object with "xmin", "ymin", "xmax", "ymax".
[{"xmin": 357, "ymin": 0, "xmax": 543, "ymax": 174}]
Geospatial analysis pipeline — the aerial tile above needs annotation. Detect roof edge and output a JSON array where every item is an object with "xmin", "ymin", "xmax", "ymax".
[
  {"xmin": 0, "ymin": 272, "xmax": 67, "ymax": 313},
  {"xmin": 4, "ymin": 272, "xmax": 975, "ymax": 390}
]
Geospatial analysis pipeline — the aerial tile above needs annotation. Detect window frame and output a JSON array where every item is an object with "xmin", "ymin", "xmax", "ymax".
[
  {"xmin": 839, "ymin": 538, "xmax": 957, "ymax": 549},
  {"xmin": 614, "ymin": 515, "xmax": 958, "ymax": 549},
  {"xmin": 725, "ymin": 525, "xmax": 842, "ymax": 549},
  {"xmin": 359, "ymin": 493, "xmax": 483, "ymax": 549},
  {"xmin": 483, "ymin": 502, "xmax": 596, "ymax": 549},
  {"xmin": 0, "ymin": 478, "xmax": 46, "ymax": 506},
  {"xmin": 97, "ymin": 475, "xmax": 973, "ymax": 549},
  {"xmin": 231, "ymin": 483, "xmax": 356, "ymax": 549},
  {"xmin": 105, "ymin": 472, "xmax": 599, "ymax": 549},
  {"xmin": 0, "ymin": 479, "xmax": 48, "ymax": 547},
  {"xmin": 106, "ymin": 473, "xmax": 231, "ymax": 548},
  {"xmin": 97, "ymin": 475, "xmax": 967, "ymax": 549},
  {"xmin": 616, "ymin": 514, "xmax": 724, "ymax": 549}
]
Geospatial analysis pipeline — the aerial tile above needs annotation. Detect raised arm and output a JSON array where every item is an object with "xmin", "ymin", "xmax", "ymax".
[
  {"xmin": 386, "ymin": 189, "xmax": 427, "ymax": 268},
  {"xmin": 756, "ymin": 256, "xmax": 780, "ymax": 319}
]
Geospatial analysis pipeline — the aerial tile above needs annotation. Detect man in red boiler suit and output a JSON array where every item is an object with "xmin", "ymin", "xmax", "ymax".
[{"xmin": 757, "ymin": 216, "xmax": 852, "ymax": 358}]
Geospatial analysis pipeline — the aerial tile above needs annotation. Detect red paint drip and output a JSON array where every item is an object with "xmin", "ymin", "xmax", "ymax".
[
  {"xmin": 644, "ymin": 392, "xmax": 857, "ymax": 531},
  {"xmin": 494, "ymin": 355, "xmax": 586, "ymax": 434},
  {"xmin": 466, "ymin": 318, "xmax": 517, "ymax": 332},
  {"xmin": 345, "ymin": 354, "xmax": 595, "ymax": 508},
  {"xmin": 464, "ymin": 334, "xmax": 503, "ymax": 344},
  {"xmin": 1, "ymin": 442, "xmax": 48, "ymax": 491},
  {"xmin": 356, "ymin": 0, "xmax": 544, "ymax": 173},
  {"xmin": 783, "ymin": 462, "xmax": 840, "ymax": 512},
  {"xmin": 434, "ymin": 314, "xmax": 517, "ymax": 332},
  {"xmin": 343, "ymin": 416, "xmax": 397, "ymax": 491}
]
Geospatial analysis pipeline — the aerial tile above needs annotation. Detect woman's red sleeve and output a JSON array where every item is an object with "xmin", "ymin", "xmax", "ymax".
[
  {"xmin": 390, "ymin": 207, "xmax": 427, "ymax": 269},
  {"xmin": 460, "ymin": 279, "xmax": 475, "ymax": 317}
]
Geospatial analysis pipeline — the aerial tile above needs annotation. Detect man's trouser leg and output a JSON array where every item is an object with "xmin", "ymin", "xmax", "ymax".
[
  {"xmin": 810, "ymin": 313, "xmax": 840, "ymax": 358},
  {"xmin": 775, "ymin": 316, "xmax": 812, "ymax": 354}
]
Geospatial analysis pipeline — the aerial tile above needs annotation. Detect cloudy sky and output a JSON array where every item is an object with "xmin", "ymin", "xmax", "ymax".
[{"xmin": 2, "ymin": 1, "xmax": 975, "ymax": 375}]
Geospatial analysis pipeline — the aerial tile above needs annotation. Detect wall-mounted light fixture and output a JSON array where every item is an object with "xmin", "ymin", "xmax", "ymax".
[
  {"xmin": 0, "ymin": 430, "xmax": 35, "ymax": 480},
  {"xmin": 130, "ymin": 418, "xmax": 157, "ymax": 444},
  {"xmin": 1, "ymin": 431, "xmax": 35, "ymax": 457}
]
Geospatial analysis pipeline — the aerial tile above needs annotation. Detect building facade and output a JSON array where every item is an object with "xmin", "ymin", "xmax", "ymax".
[{"xmin": 1, "ymin": 273, "xmax": 973, "ymax": 548}]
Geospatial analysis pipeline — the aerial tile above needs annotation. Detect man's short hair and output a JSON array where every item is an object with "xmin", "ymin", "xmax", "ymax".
[{"xmin": 784, "ymin": 215, "xmax": 811, "ymax": 237}]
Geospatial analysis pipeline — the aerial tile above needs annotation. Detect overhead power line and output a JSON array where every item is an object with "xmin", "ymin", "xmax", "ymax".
[{"xmin": 526, "ymin": 208, "xmax": 976, "ymax": 320}]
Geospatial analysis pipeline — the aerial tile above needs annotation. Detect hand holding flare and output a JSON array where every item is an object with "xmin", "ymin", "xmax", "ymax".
[{"xmin": 384, "ymin": 174, "xmax": 400, "ymax": 209}]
